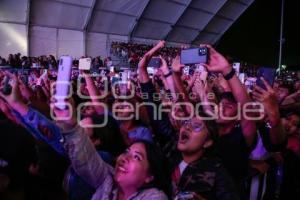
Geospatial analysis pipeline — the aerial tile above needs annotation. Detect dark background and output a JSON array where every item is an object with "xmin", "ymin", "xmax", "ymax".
[{"xmin": 216, "ymin": 0, "xmax": 299, "ymax": 69}]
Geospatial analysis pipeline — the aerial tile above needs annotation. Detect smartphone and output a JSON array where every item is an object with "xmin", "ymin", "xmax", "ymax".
[
  {"xmin": 146, "ymin": 67, "xmax": 155, "ymax": 78},
  {"xmin": 1, "ymin": 76, "xmax": 12, "ymax": 95},
  {"xmin": 79, "ymin": 58, "xmax": 92, "ymax": 70},
  {"xmin": 55, "ymin": 56, "xmax": 73, "ymax": 109},
  {"xmin": 121, "ymin": 71, "xmax": 127, "ymax": 82},
  {"xmin": 195, "ymin": 64, "xmax": 205, "ymax": 73},
  {"xmin": 111, "ymin": 76, "xmax": 120, "ymax": 85},
  {"xmin": 37, "ymin": 69, "xmax": 48, "ymax": 86},
  {"xmin": 200, "ymin": 71, "xmax": 208, "ymax": 82},
  {"xmin": 181, "ymin": 47, "xmax": 208, "ymax": 65},
  {"xmin": 174, "ymin": 191, "xmax": 194, "ymax": 200},
  {"xmin": 232, "ymin": 62, "xmax": 241, "ymax": 75},
  {"xmin": 20, "ymin": 75, "xmax": 28, "ymax": 85},
  {"xmin": 239, "ymin": 73, "xmax": 245, "ymax": 84},
  {"xmin": 256, "ymin": 67, "xmax": 276, "ymax": 90},
  {"xmin": 110, "ymin": 66, "xmax": 115, "ymax": 73},
  {"xmin": 148, "ymin": 57, "xmax": 162, "ymax": 68},
  {"xmin": 183, "ymin": 66, "xmax": 190, "ymax": 76}
]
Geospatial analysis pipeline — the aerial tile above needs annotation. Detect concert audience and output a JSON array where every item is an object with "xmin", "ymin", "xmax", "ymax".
[{"xmin": 0, "ymin": 40, "xmax": 299, "ymax": 200}]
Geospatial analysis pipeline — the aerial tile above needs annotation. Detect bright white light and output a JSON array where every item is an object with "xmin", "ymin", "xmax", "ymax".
[{"xmin": 0, "ymin": 23, "xmax": 27, "ymax": 54}]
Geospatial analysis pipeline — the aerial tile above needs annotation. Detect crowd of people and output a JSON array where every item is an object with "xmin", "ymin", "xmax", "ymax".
[
  {"xmin": 111, "ymin": 42, "xmax": 180, "ymax": 68},
  {"xmin": 0, "ymin": 40, "xmax": 299, "ymax": 200},
  {"xmin": 0, "ymin": 54, "xmax": 114, "ymax": 71}
]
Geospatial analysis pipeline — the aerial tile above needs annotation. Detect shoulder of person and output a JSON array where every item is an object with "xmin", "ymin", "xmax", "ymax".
[
  {"xmin": 137, "ymin": 188, "xmax": 168, "ymax": 200},
  {"xmin": 196, "ymin": 156, "xmax": 224, "ymax": 169},
  {"xmin": 136, "ymin": 126, "xmax": 150, "ymax": 132}
]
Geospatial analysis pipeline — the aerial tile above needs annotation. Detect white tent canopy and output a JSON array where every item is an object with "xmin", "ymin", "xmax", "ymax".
[{"xmin": 0, "ymin": 0, "xmax": 254, "ymax": 58}]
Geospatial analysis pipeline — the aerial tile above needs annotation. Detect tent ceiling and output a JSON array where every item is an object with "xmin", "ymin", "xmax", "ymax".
[{"xmin": 0, "ymin": 0, "xmax": 254, "ymax": 45}]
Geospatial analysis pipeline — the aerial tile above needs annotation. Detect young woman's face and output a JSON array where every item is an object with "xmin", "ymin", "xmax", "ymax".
[
  {"xmin": 81, "ymin": 104, "xmax": 96, "ymax": 117},
  {"xmin": 114, "ymin": 100, "xmax": 134, "ymax": 119},
  {"xmin": 282, "ymin": 114, "xmax": 300, "ymax": 135},
  {"xmin": 80, "ymin": 117, "xmax": 94, "ymax": 138},
  {"xmin": 114, "ymin": 143, "xmax": 153, "ymax": 189},
  {"xmin": 178, "ymin": 117, "xmax": 210, "ymax": 154},
  {"xmin": 217, "ymin": 98, "xmax": 238, "ymax": 124},
  {"xmin": 275, "ymin": 87, "xmax": 289, "ymax": 102}
]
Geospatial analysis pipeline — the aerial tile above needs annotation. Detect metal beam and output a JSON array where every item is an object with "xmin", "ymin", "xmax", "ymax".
[
  {"xmin": 29, "ymin": 23, "xmax": 83, "ymax": 31},
  {"xmin": 230, "ymin": 0, "xmax": 249, "ymax": 6},
  {"xmin": 0, "ymin": 20, "xmax": 26, "ymax": 25},
  {"xmin": 278, "ymin": 0, "xmax": 285, "ymax": 74},
  {"xmin": 168, "ymin": 0, "xmax": 188, "ymax": 6},
  {"xmin": 83, "ymin": 0, "xmax": 97, "ymax": 56},
  {"xmin": 97, "ymin": 8, "xmax": 136, "ymax": 18},
  {"xmin": 189, "ymin": 6, "xmax": 234, "ymax": 22},
  {"xmin": 140, "ymin": 17, "xmax": 173, "ymax": 25},
  {"xmin": 191, "ymin": 0, "xmax": 230, "ymax": 44},
  {"xmin": 129, "ymin": 0, "xmax": 151, "ymax": 40},
  {"xmin": 26, "ymin": 0, "xmax": 31, "ymax": 56},
  {"xmin": 193, "ymin": 0, "xmax": 254, "ymax": 45},
  {"xmin": 38, "ymin": 0, "xmax": 91, "ymax": 9},
  {"xmin": 175, "ymin": 24, "xmax": 198, "ymax": 31},
  {"xmin": 84, "ymin": 0, "xmax": 97, "ymax": 30},
  {"xmin": 164, "ymin": 0, "xmax": 193, "ymax": 40}
]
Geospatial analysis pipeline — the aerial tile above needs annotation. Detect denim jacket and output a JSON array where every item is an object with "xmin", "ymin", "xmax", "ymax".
[
  {"xmin": 13, "ymin": 107, "xmax": 167, "ymax": 200},
  {"xmin": 12, "ymin": 107, "xmax": 66, "ymax": 155}
]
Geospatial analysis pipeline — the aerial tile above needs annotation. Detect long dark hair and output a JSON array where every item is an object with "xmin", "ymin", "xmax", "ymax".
[
  {"xmin": 132, "ymin": 140, "xmax": 172, "ymax": 198},
  {"xmin": 91, "ymin": 114, "xmax": 127, "ymax": 157}
]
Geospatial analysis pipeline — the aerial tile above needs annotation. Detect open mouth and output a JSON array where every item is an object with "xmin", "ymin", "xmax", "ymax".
[
  {"xmin": 116, "ymin": 164, "xmax": 128, "ymax": 174},
  {"xmin": 179, "ymin": 131, "xmax": 190, "ymax": 144}
]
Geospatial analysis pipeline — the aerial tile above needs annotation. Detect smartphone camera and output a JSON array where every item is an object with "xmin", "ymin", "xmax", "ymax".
[{"xmin": 199, "ymin": 47, "xmax": 207, "ymax": 56}]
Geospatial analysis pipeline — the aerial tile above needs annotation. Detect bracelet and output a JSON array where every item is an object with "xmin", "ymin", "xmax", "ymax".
[
  {"xmin": 223, "ymin": 68, "xmax": 235, "ymax": 80},
  {"xmin": 163, "ymin": 71, "xmax": 173, "ymax": 78}
]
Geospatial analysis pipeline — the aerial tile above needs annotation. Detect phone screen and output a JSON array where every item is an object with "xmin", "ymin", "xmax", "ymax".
[{"xmin": 256, "ymin": 67, "xmax": 276, "ymax": 89}]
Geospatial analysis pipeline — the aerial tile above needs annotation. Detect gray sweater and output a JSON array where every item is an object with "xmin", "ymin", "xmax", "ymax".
[{"xmin": 61, "ymin": 125, "xmax": 168, "ymax": 200}]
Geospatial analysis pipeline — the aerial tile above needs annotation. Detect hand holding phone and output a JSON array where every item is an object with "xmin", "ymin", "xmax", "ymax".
[
  {"xmin": 79, "ymin": 58, "xmax": 92, "ymax": 70},
  {"xmin": 148, "ymin": 57, "xmax": 162, "ymax": 68},
  {"xmin": 54, "ymin": 56, "xmax": 73, "ymax": 110},
  {"xmin": 1, "ymin": 76, "xmax": 12, "ymax": 95},
  {"xmin": 180, "ymin": 47, "xmax": 208, "ymax": 65},
  {"xmin": 256, "ymin": 67, "xmax": 276, "ymax": 90}
]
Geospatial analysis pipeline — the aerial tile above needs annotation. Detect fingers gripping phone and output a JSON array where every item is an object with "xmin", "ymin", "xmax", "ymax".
[
  {"xmin": 54, "ymin": 56, "xmax": 73, "ymax": 109},
  {"xmin": 256, "ymin": 67, "xmax": 276, "ymax": 90}
]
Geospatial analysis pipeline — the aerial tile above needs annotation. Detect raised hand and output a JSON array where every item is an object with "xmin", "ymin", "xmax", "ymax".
[
  {"xmin": 252, "ymin": 77, "xmax": 280, "ymax": 125},
  {"xmin": 159, "ymin": 56, "xmax": 169, "ymax": 74},
  {"xmin": 18, "ymin": 75, "xmax": 35, "ymax": 101},
  {"xmin": 156, "ymin": 40, "xmax": 165, "ymax": 49},
  {"xmin": 0, "ymin": 71, "xmax": 28, "ymax": 115},
  {"xmin": 172, "ymin": 55, "xmax": 184, "ymax": 73},
  {"xmin": 201, "ymin": 44, "xmax": 231, "ymax": 75},
  {"xmin": 50, "ymin": 97, "xmax": 77, "ymax": 131},
  {"xmin": 0, "ymin": 72, "xmax": 23, "ymax": 106}
]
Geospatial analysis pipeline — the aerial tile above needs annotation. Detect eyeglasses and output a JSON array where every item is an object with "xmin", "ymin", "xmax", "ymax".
[{"xmin": 180, "ymin": 119, "xmax": 205, "ymax": 132}]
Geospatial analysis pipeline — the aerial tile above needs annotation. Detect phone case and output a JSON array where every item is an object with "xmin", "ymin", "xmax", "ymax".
[
  {"xmin": 180, "ymin": 47, "xmax": 208, "ymax": 65},
  {"xmin": 256, "ymin": 67, "xmax": 276, "ymax": 90},
  {"xmin": 55, "ymin": 56, "xmax": 73, "ymax": 109},
  {"xmin": 79, "ymin": 58, "xmax": 92, "ymax": 70}
]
